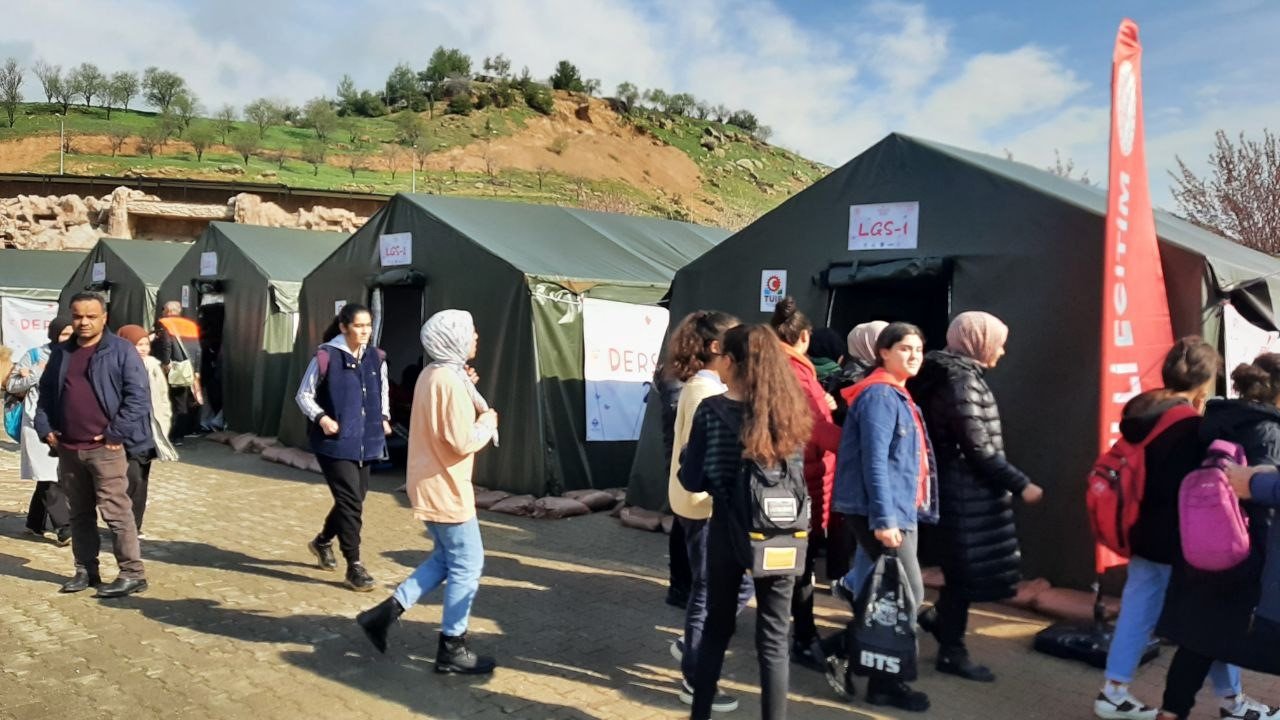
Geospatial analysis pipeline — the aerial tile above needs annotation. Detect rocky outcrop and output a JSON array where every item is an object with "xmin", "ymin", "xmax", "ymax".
[{"xmin": 0, "ymin": 187, "xmax": 369, "ymax": 249}]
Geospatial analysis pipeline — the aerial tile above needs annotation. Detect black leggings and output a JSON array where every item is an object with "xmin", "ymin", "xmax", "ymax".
[
  {"xmin": 26, "ymin": 481, "xmax": 69, "ymax": 534},
  {"xmin": 316, "ymin": 455, "xmax": 371, "ymax": 565}
]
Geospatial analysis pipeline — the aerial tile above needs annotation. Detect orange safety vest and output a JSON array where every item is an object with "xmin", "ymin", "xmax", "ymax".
[{"xmin": 157, "ymin": 315, "xmax": 199, "ymax": 341}]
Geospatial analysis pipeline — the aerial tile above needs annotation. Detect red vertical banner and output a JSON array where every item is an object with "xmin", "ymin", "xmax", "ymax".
[{"xmin": 1097, "ymin": 19, "xmax": 1173, "ymax": 573}]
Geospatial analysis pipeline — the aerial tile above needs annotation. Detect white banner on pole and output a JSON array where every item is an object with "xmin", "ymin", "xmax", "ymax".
[
  {"xmin": 1223, "ymin": 303, "xmax": 1280, "ymax": 398},
  {"xmin": 1, "ymin": 297, "xmax": 59, "ymax": 354},
  {"xmin": 582, "ymin": 298, "xmax": 670, "ymax": 442}
]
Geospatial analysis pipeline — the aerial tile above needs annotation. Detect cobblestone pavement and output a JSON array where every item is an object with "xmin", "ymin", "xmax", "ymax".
[{"xmin": 0, "ymin": 439, "xmax": 1277, "ymax": 720}]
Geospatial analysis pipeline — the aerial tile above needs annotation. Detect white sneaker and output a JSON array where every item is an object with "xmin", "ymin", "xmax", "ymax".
[
  {"xmin": 670, "ymin": 638, "xmax": 684, "ymax": 663},
  {"xmin": 1094, "ymin": 689, "xmax": 1158, "ymax": 720},
  {"xmin": 1221, "ymin": 694, "xmax": 1280, "ymax": 719}
]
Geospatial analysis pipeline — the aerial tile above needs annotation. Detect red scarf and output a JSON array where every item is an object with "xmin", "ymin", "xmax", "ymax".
[{"xmin": 841, "ymin": 368, "xmax": 931, "ymax": 509}]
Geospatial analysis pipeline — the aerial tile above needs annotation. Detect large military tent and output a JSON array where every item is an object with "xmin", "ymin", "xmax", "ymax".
[
  {"xmin": 0, "ymin": 249, "xmax": 85, "ymax": 354},
  {"xmin": 278, "ymin": 194, "xmax": 727, "ymax": 496},
  {"xmin": 626, "ymin": 133, "xmax": 1280, "ymax": 589},
  {"xmin": 59, "ymin": 238, "xmax": 190, "ymax": 330},
  {"xmin": 157, "ymin": 222, "xmax": 348, "ymax": 438}
]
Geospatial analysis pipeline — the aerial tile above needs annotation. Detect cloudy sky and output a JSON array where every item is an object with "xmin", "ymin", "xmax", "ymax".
[{"xmin": 3, "ymin": 0, "xmax": 1278, "ymax": 207}]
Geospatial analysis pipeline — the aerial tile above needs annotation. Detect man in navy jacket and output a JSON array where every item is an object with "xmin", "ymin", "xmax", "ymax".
[{"xmin": 35, "ymin": 292, "xmax": 153, "ymax": 598}]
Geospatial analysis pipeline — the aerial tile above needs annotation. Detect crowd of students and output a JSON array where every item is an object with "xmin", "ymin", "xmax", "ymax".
[{"xmin": 657, "ymin": 298, "xmax": 1280, "ymax": 720}]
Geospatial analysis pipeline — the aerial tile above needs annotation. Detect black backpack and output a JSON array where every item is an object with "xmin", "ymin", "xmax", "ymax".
[{"xmin": 741, "ymin": 454, "xmax": 811, "ymax": 576}]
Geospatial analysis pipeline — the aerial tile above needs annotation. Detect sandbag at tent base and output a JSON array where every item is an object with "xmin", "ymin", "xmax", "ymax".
[{"xmin": 1033, "ymin": 623, "xmax": 1159, "ymax": 670}]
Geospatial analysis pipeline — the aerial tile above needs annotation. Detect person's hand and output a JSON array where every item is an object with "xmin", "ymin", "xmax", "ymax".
[
  {"xmin": 46, "ymin": 432, "xmax": 59, "ymax": 448},
  {"xmin": 18, "ymin": 367, "xmax": 30, "ymax": 378},
  {"xmin": 319, "ymin": 416, "xmax": 340, "ymax": 436},
  {"xmin": 874, "ymin": 527, "xmax": 903, "ymax": 548},
  {"xmin": 193, "ymin": 389, "xmax": 205, "ymax": 406},
  {"xmin": 92, "ymin": 435, "xmax": 123, "ymax": 451},
  {"xmin": 1021, "ymin": 483, "xmax": 1045, "ymax": 504},
  {"xmin": 1226, "ymin": 462, "xmax": 1264, "ymax": 500},
  {"xmin": 824, "ymin": 393, "xmax": 837, "ymax": 411},
  {"xmin": 383, "ymin": 420, "xmax": 393, "ymax": 436},
  {"xmin": 466, "ymin": 365, "xmax": 480, "ymax": 385}
]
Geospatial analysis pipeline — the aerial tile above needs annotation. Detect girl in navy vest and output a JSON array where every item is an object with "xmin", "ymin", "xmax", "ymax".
[{"xmin": 296, "ymin": 303, "xmax": 390, "ymax": 592}]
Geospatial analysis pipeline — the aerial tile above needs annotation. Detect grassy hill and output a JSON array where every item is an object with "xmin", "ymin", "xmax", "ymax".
[{"xmin": 0, "ymin": 96, "xmax": 828, "ymax": 228}]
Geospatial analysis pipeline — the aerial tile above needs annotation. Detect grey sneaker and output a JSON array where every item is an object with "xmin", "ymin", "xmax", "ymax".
[{"xmin": 679, "ymin": 680, "xmax": 739, "ymax": 713}]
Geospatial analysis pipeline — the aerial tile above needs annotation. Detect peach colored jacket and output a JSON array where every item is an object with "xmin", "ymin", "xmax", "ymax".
[{"xmin": 406, "ymin": 366, "xmax": 496, "ymax": 523}]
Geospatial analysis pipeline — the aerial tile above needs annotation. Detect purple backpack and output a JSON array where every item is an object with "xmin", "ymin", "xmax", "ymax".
[{"xmin": 1179, "ymin": 440, "xmax": 1251, "ymax": 572}]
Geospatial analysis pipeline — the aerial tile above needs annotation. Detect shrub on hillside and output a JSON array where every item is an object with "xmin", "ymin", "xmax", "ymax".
[
  {"xmin": 523, "ymin": 84, "xmax": 554, "ymax": 115},
  {"xmin": 446, "ymin": 94, "xmax": 473, "ymax": 116},
  {"xmin": 727, "ymin": 110, "xmax": 759, "ymax": 132}
]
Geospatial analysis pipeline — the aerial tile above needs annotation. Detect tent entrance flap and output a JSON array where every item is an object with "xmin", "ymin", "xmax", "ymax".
[
  {"xmin": 374, "ymin": 283, "xmax": 427, "ymax": 434},
  {"xmin": 824, "ymin": 257, "xmax": 953, "ymax": 350},
  {"xmin": 198, "ymin": 301, "xmax": 226, "ymax": 422}
]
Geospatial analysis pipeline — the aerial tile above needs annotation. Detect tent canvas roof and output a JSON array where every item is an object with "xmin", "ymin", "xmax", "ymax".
[
  {"xmin": 907, "ymin": 135, "xmax": 1277, "ymax": 289},
  {"xmin": 402, "ymin": 195, "xmax": 730, "ymax": 286},
  {"xmin": 0, "ymin": 249, "xmax": 86, "ymax": 297},
  {"xmin": 100, "ymin": 238, "xmax": 190, "ymax": 288},
  {"xmin": 206, "ymin": 222, "xmax": 349, "ymax": 282}
]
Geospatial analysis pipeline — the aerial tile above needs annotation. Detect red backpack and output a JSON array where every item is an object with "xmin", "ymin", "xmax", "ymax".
[{"xmin": 1086, "ymin": 404, "xmax": 1199, "ymax": 558}]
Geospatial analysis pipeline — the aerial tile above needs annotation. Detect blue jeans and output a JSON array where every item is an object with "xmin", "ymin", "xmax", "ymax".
[
  {"xmin": 1106, "ymin": 555, "xmax": 1240, "ymax": 696},
  {"xmin": 393, "ymin": 518, "xmax": 484, "ymax": 637},
  {"xmin": 681, "ymin": 517, "xmax": 754, "ymax": 686}
]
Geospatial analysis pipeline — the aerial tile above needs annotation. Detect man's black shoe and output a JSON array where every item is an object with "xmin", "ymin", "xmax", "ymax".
[
  {"xmin": 867, "ymin": 679, "xmax": 930, "ymax": 713},
  {"xmin": 346, "ymin": 563, "xmax": 375, "ymax": 592},
  {"xmin": 95, "ymin": 577, "xmax": 148, "ymax": 598},
  {"xmin": 55, "ymin": 528, "xmax": 72, "ymax": 547},
  {"xmin": 59, "ymin": 569, "xmax": 101, "ymax": 593},
  {"xmin": 308, "ymin": 538, "xmax": 337, "ymax": 571},
  {"xmin": 665, "ymin": 587, "xmax": 689, "ymax": 609},
  {"xmin": 791, "ymin": 636, "xmax": 828, "ymax": 672},
  {"xmin": 937, "ymin": 646, "xmax": 995, "ymax": 682}
]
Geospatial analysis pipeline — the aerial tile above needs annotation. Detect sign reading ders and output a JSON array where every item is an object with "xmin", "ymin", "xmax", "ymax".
[
  {"xmin": 760, "ymin": 270, "xmax": 787, "ymax": 312},
  {"xmin": 582, "ymin": 298, "xmax": 670, "ymax": 442},
  {"xmin": 848, "ymin": 201, "xmax": 919, "ymax": 251},
  {"xmin": 379, "ymin": 232, "xmax": 412, "ymax": 267},
  {"xmin": 1, "ymin": 297, "xmax": 59, "ymax": 354}
]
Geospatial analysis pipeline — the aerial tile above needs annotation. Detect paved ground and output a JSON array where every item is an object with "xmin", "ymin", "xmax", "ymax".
[{"xmin": 0, "ymin": 439, "xmax": 1276, "ymax": 720}]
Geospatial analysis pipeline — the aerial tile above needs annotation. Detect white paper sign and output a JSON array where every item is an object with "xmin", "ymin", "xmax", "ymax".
[
  {"xmin": 1, "ymin": 297, "xmax": 59, "ymax": 354},
  {"xmin": 335, "ymin": 300, "xmax": 347, "ymax": 316},
  {"xmin": 760, "ymin": 269, "xmax": 787, "ymax": 312},
  {"xmin": 199, "ymin": 251, "xmax": 218, "ymax": 277},
  {"xmin": 91, "ymin": 262, "xmax": 107, "ymax": 283},
  {"xmin": 849, "ymin": 201, "xmax": 919, "ymax": 251},
  {"xmin": 379, "ymin": 232, "xmax": 412, "ymax": 267},
  {"xmin": 582, "ymin": 298, "xmax": 670, "ymax": 442},
  {"xmin": 180, "ymin": 285, "xmax": 191, "ymax": 308},
  {"xmin": 1223, "ymin": 303, "xmax": 1280, "ymax": 398}
]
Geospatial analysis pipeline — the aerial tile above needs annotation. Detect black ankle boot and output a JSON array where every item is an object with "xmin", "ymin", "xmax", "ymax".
[
  {"xmin": 356, "ymin": 597, "xmax": 404, "ymax": 654},
  {"xmin": 435, "ymin": 632, "xmax": 497, "ymax": 675},
  {"xmin": 916, "ymin": 605, "xmax": 941, "ymax": 643},
  {"xmin": 936, "ymin": 645, "xmax": 995, "ymax": 682}
]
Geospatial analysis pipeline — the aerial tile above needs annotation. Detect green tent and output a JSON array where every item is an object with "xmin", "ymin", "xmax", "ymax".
[
  {"xmin": 278, "ymin": 194, "xmax": 727, "ymax": 496},
  {"xmin": 59, "ymin": 238, "xmax": 190, "ymax": 330},
  {"xmin": 626, "ymin": 133, "xmax": 1280, "ymax": 589},
  {"xmin": 157, "ymin": 222, "xmax": 348, "ymax": 437},
  {"xmin": 0, "ymin": 249, "xmax": 86, "ymax": 353}
]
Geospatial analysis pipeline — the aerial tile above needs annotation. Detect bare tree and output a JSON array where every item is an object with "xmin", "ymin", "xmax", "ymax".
[
  {"xmin": 0, "ymin": 58, "xmax": 21, "ymax": 128},
  {"xmin": 382, "ymin": 144, "xmax": 406, "ymax": 180},
  {"xmin": 1046, "ymin": 149, "xmax": 1092, "ymax": 185},
  {"xmin": 138, "ymin": 124, "xmax": 168, "ymax": 159},
  {"xmin": 52, "ymin": 76, "xmax": 74, "ymax": 115},
  {"xmin": 109, "ymin": 71, "xmax": 139, "ymax": 112},
  {"xmin": 243, "ymin": 98, "xmax": 282, "ymax": 138},
  {"xmin": 301, "ymin": 140, "xmax": 327, "ymax": 175},
  {"xmin": 230, "ymin": 129, "xmax": 260, "ymax": 165},
  {"xmin": 412, "ymin": 143, "xmax": 431, "ymax": 173},
  {"xmin": 214, "ymin": 104, "xmax": 236, "ymax": 144},
  {"xmin": 187, "ymin": 123, "xmax": 215, "ymax": 161},
  {"xmin": 535, "ymin": 164, "xmax": 550, "ymax": 191},
  {"xmin": 32, "ymin": 60, "xmax": 59, "ymax": 103},
  {"xmin": 67, "ymin": 63, "xmax": 104, "ymax": 108},
  {"xmin": 1172, "ymin": 129, "xmax": 1280, "ymax": 254},
  {"xmin": 345, "ymin": 149, "xmax": 367, "ymax": 179},
  {"xmin": 171, "ymin": 92, "xmax": 200, "ymax": 136},
  {"xmin": 107, "ymin": 125, "xmax": 131, "ymax": 157}
]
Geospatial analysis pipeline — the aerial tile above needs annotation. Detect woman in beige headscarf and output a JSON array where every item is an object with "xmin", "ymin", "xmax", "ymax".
[{"xmin": 906, "ymin": 311, "xmax": 1044, "ymax": 683}]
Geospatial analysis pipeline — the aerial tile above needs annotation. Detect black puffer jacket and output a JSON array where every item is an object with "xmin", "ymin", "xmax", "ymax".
[{"xmin": 908, "ymin": 350, "xmax": 1030, "ymax": 602}]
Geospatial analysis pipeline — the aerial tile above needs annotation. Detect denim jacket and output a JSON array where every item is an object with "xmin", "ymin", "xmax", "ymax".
[{"xmin": 832, "ymin": 383, "xmax": 939, "ymax": 530}]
